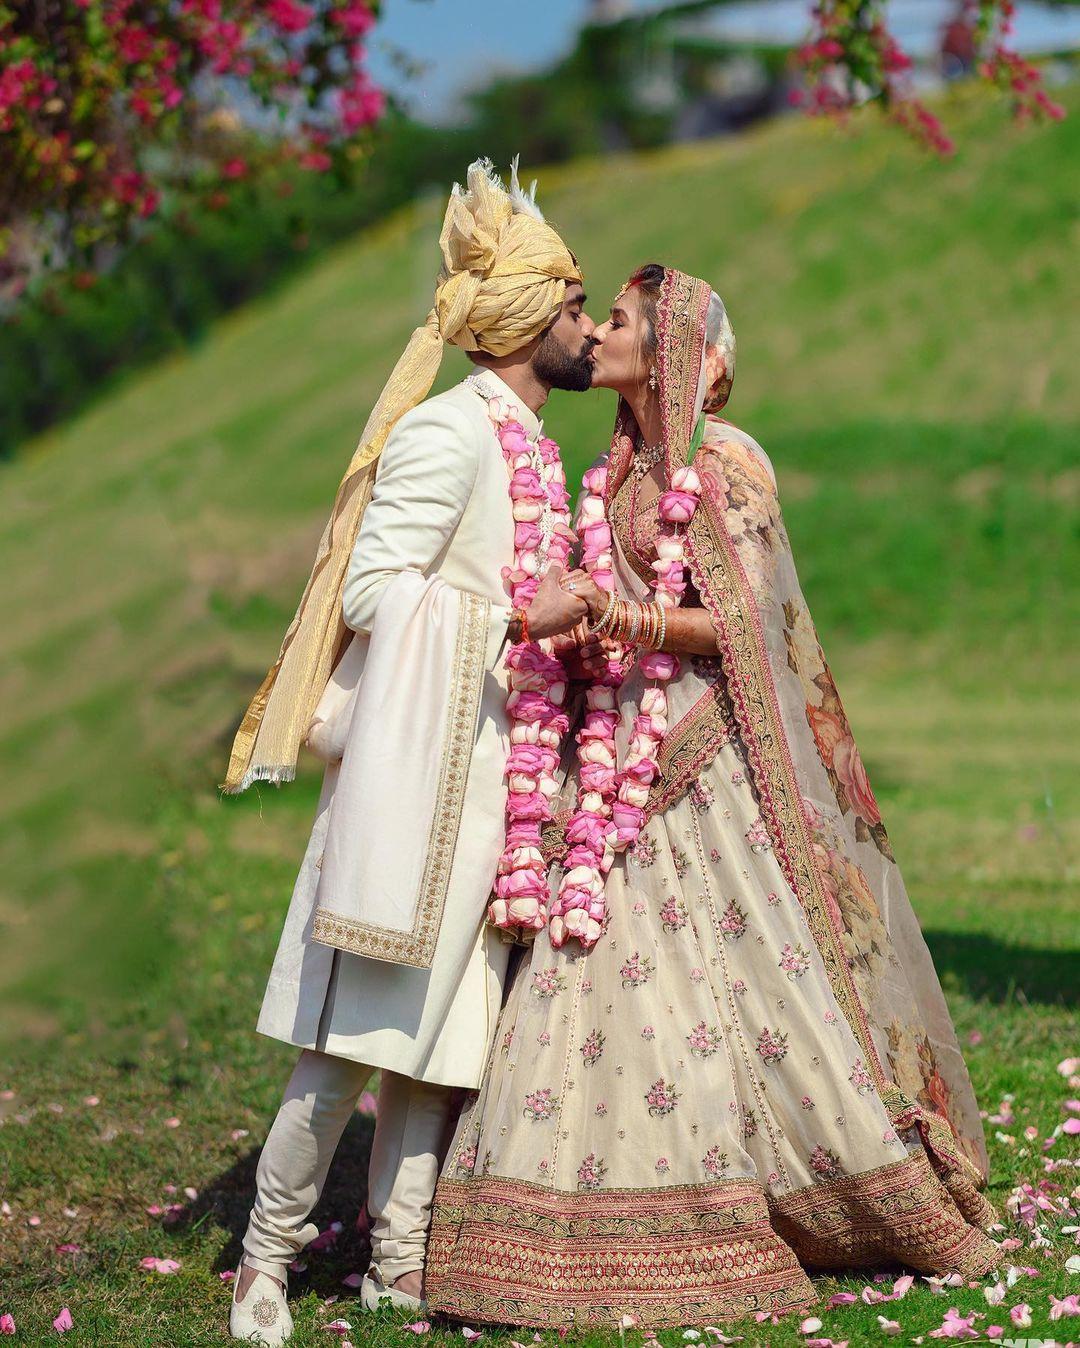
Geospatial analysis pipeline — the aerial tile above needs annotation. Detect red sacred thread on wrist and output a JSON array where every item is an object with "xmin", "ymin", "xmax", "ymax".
[{"xmin": 520, "ymin": 604, "xmax": 531, "ymax": 644}]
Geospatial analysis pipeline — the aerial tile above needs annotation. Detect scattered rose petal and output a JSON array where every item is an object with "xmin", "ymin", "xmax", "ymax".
[
  {"xmin": 827, "ymin": 1292, "xmax": 858, "ymax": 1307},
  {"xmin": 231, "ymin": 1128, "xmax": 249, "ymax": 1141},
  {"xmin": 462, "ymin": 1331, "xmax": 482, "ymax": 1342},
  {"xmin": 84, "ymin": 1096, "xmax": 99, "ymax": 1107},
  {"xmin": 928, "ymin": 1307, "xmax": 980, "ymax": 1339},
  {"xmin": 1063, "ymin": 1118, "xmax": 1080, "ymax": 1135},
  {"xmin": 799, "ymin": 1317, "xmax": 823, "ymax": 1334},
  {"xmin": 356, "ymin": 1091, "xmax": 378, "ymax": 1117},
  {"xmin": 27, "ymin": 1215, "xmax": 41, "ymax": 1227},
  {"xmin": 1066, "ymin": 1253, "xmax": 1080, "ymax": 1274},
  {"xmin": 1049, "ymin": 1293, "xmax": 1080, "ymax": 1320},
  {"xmin": 683, "ymin": 1333, "xmax": 702, "ymax": 1341},
  {"xmin": 164, "ymin": 1117, "xmax": 180, "ymax": 1128},
  {"xmin": 619, "ymin": 1315, "xmax": 639, "ymax": 1330},
  {"xmin": 53, "ymin": 1307, "xmax": 74, "ymax": 1332},
  {"xmin": 341, "ymin": 1272, "xmax": 363, "ymax": 1288},
  {"xmin": 877, "ymin": 1318, "xmax": 902, "ymax": 1335},
  {"xmin": 404, "ymin": 1323, "xmax": 431, "ymax": 1336},
  {"xmin": 220, "ymin": 1270, "xmax": 235, "ymax": 1282},
  {"xmin": 0, "ymin": 1315, "xmax": 14, "ymax": 1336},
  {"xmin": 984, "ymin": 1282, "xmax": 1006, "ymax": 1305},
  {"xmin": 324, "ymin": 1320, "xmax": 352, "ymax": 1335},
  {"xmin": 56, "ymin": 1243, "xmax": 80, "ymax": 1254},
  {"xmin": 140, "ymin": 1256, "xmax": 181, "ymax": 1274},
  {"xmin": 1008, "ymin": 1303, "xmax": 1032, "ymax": 1328},
  {"xmin": 1058, "ymin": 1057, "xmax": 1080, "ymax": 1077}
]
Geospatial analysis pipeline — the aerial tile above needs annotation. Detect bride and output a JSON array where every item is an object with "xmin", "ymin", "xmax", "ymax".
[{"xmin": 423, "ymin": 265, "xmax": 1001, "ymax": 1328}]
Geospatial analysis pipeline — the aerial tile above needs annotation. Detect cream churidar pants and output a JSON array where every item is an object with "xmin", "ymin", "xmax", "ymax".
[{"xmin": 242, "ymin": 1049, "xmax": 453, "ymax": 1283}]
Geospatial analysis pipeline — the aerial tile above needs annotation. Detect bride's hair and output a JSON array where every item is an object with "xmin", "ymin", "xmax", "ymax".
[{"xmin": 624, "ymin": 262, "xmax": 666, "ymax": 367}]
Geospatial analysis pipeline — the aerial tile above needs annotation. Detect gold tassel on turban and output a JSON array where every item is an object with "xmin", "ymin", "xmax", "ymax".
[{"xmin": 221, "ymin": 158, "xmax": 582, "ymax": 793}]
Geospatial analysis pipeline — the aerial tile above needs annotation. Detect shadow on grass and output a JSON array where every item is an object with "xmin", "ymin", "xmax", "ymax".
[
  {"xmin": 184, "ymin": 1113, "xmax": 378, "ymax": 1293},
  {"xmin": 924, "ymin": 929, "xmax": 1079, "ymax": 1007}
]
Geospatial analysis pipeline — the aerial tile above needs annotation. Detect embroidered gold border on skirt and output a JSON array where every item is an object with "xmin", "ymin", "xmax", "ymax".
[
  {"xmin": 425, "ymin": 1151, "xmax": 1000, "ymax": 1330},
  {"xmin": 426, "ymin": 1173, "xmax": 815, "ymax": 1329}
]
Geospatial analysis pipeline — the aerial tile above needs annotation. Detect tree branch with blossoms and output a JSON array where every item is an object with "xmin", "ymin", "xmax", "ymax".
[
  {"xmin": 793, "ymin": 0, "xmax": 1065, "ymax": 155},
  {"xmin": 0, "ymin": 0, "xmax": 385, "ymax": 294}
]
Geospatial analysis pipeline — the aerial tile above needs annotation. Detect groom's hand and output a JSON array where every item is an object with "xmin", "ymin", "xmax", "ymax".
[{"xmin": 527, "ymin": 565, "xmax": 589, "ymax": 639}]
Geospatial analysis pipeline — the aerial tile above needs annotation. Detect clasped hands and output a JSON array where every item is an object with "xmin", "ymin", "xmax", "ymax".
[{"xmin": 521, "ymin": 562, "xmax": 618, "ymax": 681}]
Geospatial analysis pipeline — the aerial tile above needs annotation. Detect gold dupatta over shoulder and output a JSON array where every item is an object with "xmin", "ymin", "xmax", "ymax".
[{"xmin": 603, "ymin": 268, "xmax": 994, "ymax": 1221}]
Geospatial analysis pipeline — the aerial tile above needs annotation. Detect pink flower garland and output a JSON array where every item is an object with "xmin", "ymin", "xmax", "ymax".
[
  {"xmin": 549, "ymin": 457, "xmax": 702, "ymax": 950},
  {"xmin": 486, "ymin": 403, "xmax": 575, "ymax": 937}
]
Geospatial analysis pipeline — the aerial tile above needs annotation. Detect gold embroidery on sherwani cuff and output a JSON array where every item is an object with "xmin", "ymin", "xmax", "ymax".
[
  {"xmin": 770, "ymin": 1150, "xmax": 1000, "ymax": 1280},
  {"xmin": 426, "ymin": 1175, "xmax": 816, "ymax": 1330},
  {"xmin": 310, "ymin": 589, "xmax": 489, "ymax": 968}
]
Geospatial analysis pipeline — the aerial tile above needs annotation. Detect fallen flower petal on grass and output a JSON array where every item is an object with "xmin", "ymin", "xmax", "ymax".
[
  {"xmin": 324, "ymin": 1320, "xmax": 352, "ymax": 1335},
  {"xmin": 1008, "ymin": 1303, "xmax": 1032, "ymax": 1327},
  {"xmin": 139, "ymin": 1256, "xmax": 181, "ymax": 1274},
  {"xmin": 877, "ymin": 1317, "xmax": 902, "ymax": 1335},
  {"xmin": 0, "ymin": 1314, "xmax": 14, "ymax": 1335},
  {"xmin": 403, "ymin": 1323, "xmax": 431, "ymax": 1335},
  {"xmin": 220, "ymin": 1270, "xmax": 235, "ymax": 1282},
  {"xmin": 462, "ymin": 1330, "xmax": 483, "ymax": 1342},
  {"xmin": 53, "ymin": 1307, "xmax": 74, "ymax": 1332},
  {"xmin": 55, "ymin": 1243, "xmax": 80, "ymax": 1255},
  {"xmin": 928, "ymin": 1306, "xmax": 981, "ymax": 1339},
  {"xmin": 341, "ymin": 1272, "xmax": 363, "ymax": 1288},
  {"xmin": 1049, "ymin": 1293, "xmax": 1080, "ymax": 1319},
  {"xmin": 799, "ymin": 1318, "xmax": 822, "ymax": 1334},
  {"xmin": 826, "ymin": 1292, "xmax": 858, "ymax": 1307}
]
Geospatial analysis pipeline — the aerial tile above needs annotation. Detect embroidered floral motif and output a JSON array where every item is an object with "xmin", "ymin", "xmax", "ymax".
[
  {"xmin": 672, "ymin": 847, "xmax": 691, "ymax": 878},
  {"xmin": 808, "ymin": 1144, "xmax": 844, "ymax": 1180},
  {"xmin": 501, "ymin": 1028, "xmax": 514, "ymax": 1054},
  {"xmin": 779, "ymin": 941, "xmax": 812, "ymax": 979},
  {"xmin": 631, "ymin": 897, "xmax": 647, "ymax": 915},
  {"xmin": 709, "ymin": 846, "xmax": 723, "ymax": 863},
  {"xmin": 620, "ymin": 952, "xmax": 654, "ymax": 988},
  {"xmin": 801, "ymin": 1095, "xmax": 816, "ymax": 1110},
  {"xmin": 645, "ymin": 1077, "xmax": 681, "ymax": 1116},
  {"xmin": 686, "ymin": 1020, "xmax": 723, "ymax": 1058},
  {"xmin": 537, "ymin": 1031, "xmax": 550, "ymax": 1046},
  {"xmin": 744, "ymin": 1109, "xmax": 759, "ymax": 1138},
  {"xmin": 719, "ymin": 896, "xmax": 748, "ymax": 941},
  {"xmin": 576, "ymin": 1152, "xmax": 607, "ymax": 1190},
  {"xmin": 628, "ymin": 832, "xmax": 659, "ymax": 867},
  {"xmin": 251, "ymin": 1297, "xmax": 279, "ymax": 1328},
  {"xmin": 703, "ymin": 1145, "xmax": 730, "ymax": 1180},
  {"xmin": 731, "ymin": 769, "xmax": 745, "ymax": 786},
  {"xmin": 522, "ymin": 1088, "xmax": 558, "ymax": 1122},
  {"xmin": 756, "ymin": 1025, "xmax": 790, "ymax": 1065},
  {"xmin": 655, "ymin": 1156, "xmax": 670, "ymax": 1173},
  {"xmin": 659, "ymin": 895, "xmax": 689, "ymax": 932},
  {"xmin": 531, "ymin": 968, "xmax": 567, "ymax": 999},
  {"xmin": 732, "ymin": 978, "xmax": 748, "ymax": 995},
  {"xmin": 689, "ymin": 966, "xmax": 705, "ymax": 983},
  {"xmin": 689, "ymin": 777, "xmax": 715, "ymax": 812},
  {"xmin": 745, "ymin": 817, "xmax": 772, "ymax": 852},
  {"xmin": 579, "ymin": 1029, "xmax": 605, "ymax": 1067},
  {"xmin": 455, "ymin": 1144, "xmax": 477, "ymax": 1174},
  {"xmin": 641, "ymin": 1025, "xmax": 655, "ymax": 1041},
  {"xmin": 849, "ymin": 1057, "xmax": 875, "ymax": 1094}
]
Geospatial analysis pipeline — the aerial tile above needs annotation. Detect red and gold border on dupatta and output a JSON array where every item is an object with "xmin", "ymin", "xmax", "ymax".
[{"xmin": 425, "ymin": 1150, "xmax": 1000, "ymax": 1331}]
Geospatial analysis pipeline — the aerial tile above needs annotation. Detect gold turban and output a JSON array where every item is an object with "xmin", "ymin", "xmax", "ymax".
[{"xmin": 221, "ymin": 159, "xmax": 582, "ymax": 793}]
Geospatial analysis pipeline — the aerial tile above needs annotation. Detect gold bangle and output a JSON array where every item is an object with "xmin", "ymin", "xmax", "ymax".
[{"xmin": 588, "ymin": 589, "xmax": 616, "ymax": 636}]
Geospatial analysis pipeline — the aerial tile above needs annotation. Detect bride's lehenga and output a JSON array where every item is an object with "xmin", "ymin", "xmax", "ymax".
[{"xmin": 425, "ymin": 271, "xmax": 1000, "ymax": 1328}]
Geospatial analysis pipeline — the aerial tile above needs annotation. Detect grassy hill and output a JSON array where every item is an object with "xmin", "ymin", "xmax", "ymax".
[{"xmin": 0, "ymin": 85, "xmax": 1077, "ymax": 1345}]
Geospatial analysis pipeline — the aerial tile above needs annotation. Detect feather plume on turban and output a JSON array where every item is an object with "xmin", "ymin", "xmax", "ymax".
[{"xmin": 221, "ymin": 159, "xmax": 582, "ymax": 793}]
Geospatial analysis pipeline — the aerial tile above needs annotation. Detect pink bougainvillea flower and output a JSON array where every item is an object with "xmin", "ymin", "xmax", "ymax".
[{"xmin": 53, "ymin": 1307, "xmax": 74, "ymax": 1332}]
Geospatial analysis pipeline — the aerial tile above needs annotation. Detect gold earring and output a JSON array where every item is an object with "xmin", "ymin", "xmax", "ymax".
[{"xmin": 648, "ymin": 368, "xmax": 659, "ymax": 391}]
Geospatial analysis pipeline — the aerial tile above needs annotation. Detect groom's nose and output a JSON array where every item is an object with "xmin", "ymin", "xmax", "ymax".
[{"xmin": 580, "ymin": 309, "xmax": 597, "ymax": 338}]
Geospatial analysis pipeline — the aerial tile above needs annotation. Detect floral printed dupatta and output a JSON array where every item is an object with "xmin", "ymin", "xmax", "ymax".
[{"xmin": 601, "ymin": 269, "xmax": 992, "ymax": 1218}]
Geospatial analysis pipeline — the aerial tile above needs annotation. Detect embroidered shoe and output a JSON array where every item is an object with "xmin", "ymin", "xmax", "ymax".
[
  {"xmin": 229, "ymin": 1264, "xmax": 293, "ymax": 1345},
  {"xmin": 360, "ymin": 1268, "xmax": 426, "ymax": 1312}
]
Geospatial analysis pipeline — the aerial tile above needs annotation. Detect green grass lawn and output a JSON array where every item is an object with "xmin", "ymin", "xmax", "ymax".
[{"xmin": 1, "ymin": 84, "xmax": 1078, "ymax": 1345}]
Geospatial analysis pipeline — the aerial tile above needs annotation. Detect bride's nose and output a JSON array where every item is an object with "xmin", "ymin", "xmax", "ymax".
[{"xmin": 591, "ymin": 320, "xmax": 609, "ymax": 344}]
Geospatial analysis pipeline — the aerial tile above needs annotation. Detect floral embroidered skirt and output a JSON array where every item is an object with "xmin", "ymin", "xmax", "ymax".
[{"xmin": 425, "ymin": 734, "xmax": 1001, "ymax": 1329}]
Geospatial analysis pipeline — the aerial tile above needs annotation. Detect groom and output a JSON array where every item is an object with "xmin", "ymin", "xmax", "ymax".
[{"xmin": 225, "ymin": 160, "xmax": 595, "ymax": 1344}]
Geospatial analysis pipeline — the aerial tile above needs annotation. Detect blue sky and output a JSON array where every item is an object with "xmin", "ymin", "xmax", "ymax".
[{"xmin": 366, "ymin": 0, "xmax": 596, "ymax": 123}]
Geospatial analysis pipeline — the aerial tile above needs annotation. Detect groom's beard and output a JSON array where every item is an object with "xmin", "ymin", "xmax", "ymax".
[{"xmin": 533, "ymin": 331, "xmax": 596, "ymax": 393}]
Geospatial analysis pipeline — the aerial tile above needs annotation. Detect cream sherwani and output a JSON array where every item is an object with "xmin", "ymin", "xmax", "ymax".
[{"xmin": 255, "ymin": 370, "xmax": 536, "ymax": 1091}]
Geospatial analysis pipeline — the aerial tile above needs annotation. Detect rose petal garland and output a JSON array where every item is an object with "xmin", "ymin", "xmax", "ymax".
[
  {"xmin": 549, "ymin": 459, "xmax": 701, "ymax": 950},
  {"xmin": 487, "ymin": 401, "xmax": 575, "ymax": 938}
]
